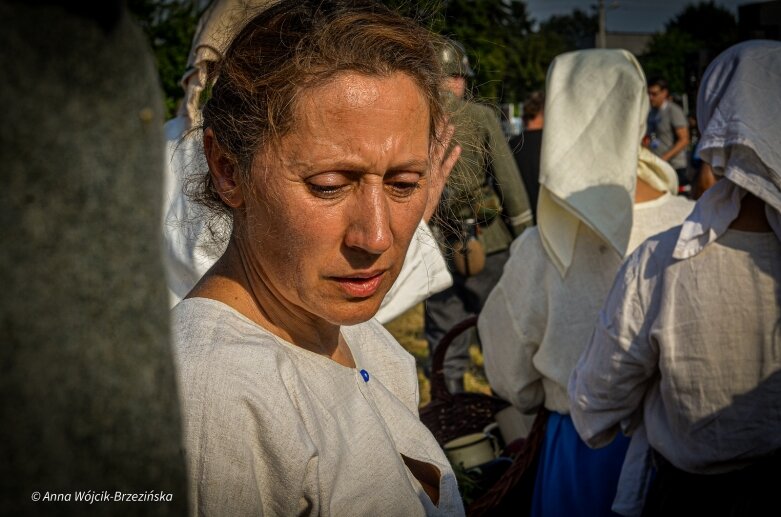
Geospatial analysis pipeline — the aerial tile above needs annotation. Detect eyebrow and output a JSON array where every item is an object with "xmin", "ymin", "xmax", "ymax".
[{"xmin": 387, "ymin": 158, "xmax": 430, "ymax": 172}]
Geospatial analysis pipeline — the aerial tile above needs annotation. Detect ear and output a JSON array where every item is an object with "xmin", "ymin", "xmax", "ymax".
[{"xmin": 203, "ymin": 128, "xmax": 244, "ymax": 208}]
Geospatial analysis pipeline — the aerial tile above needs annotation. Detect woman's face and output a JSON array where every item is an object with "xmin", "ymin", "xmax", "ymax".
[{"xmin": 239, "ymin": 72, "xmax": 431, "ymax": 327}]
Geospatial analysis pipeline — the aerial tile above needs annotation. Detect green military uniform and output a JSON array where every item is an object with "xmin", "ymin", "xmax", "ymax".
[
  {"xmin": 436, "ymin": 93, "xmax": 533, "ymax": 253},
  {"xmin": 426, "ymin": 91, "xmax": 533, "ymax": 392}
]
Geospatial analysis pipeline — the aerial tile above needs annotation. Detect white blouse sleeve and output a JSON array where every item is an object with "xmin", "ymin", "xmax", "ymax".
[
  {"xmin": 478, "ymin": 232, "xmax": 547, "ymax": 413},
  {"xmin": 568, "ymin": 247, "xmax": 660, "ymax": 448}
]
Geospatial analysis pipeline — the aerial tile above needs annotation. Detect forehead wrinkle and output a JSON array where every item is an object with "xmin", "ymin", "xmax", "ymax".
[{"xmin": 277, "ymin": 73, "xmax": 430, "ymax": 171}]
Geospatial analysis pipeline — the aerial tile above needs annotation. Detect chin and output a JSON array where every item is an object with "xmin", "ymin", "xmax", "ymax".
[{"xmin": 320, "ymin": 293, "xmax": 387, "ymax": 327}]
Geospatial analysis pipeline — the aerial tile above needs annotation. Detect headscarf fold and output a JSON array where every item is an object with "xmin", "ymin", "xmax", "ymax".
[
  {"xmin": 538, "ymin": 49, "xmax": 654, "ymax": 277},
  {"xmin": 673, "ymin": 40, "xmax": 781, "ymax": 259},
  {"xmin": 637, "ymin": 147, "xmax": 678, "ymax": 195},
  {"xmin": 178, "ymin": 0, "xmax": 276, "ymax": 127}
]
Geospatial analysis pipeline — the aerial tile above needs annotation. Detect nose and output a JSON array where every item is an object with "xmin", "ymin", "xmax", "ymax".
[{"xmin": 343, "ymin": 185, "xmax": 393, "ymax": 255}]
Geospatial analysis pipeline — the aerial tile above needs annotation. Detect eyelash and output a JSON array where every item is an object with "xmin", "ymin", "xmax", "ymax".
[
  {"xmin": 387, "ymin": 181, "xmax": 422, "ymax": 197},
  {"xmin": 308, "ymin": 183, "xmax": 345, "ymax": 197},
  {"xmin": 306, "ymin": 179, "xmax": 422, "ymax": 199}
]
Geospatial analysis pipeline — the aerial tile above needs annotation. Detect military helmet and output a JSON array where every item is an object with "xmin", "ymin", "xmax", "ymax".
[{"xmin": 438, "ymin": 39, "xmax": 475, "ymax": 78}]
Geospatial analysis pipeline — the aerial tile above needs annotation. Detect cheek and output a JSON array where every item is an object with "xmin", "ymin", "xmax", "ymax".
[
  {"xmin": 263, "ymin": 194, "xmax": 345, "ymax": 273},
  {"xmin": 389, "ymin": 192, "xmax": 427, "ymax": 246}
]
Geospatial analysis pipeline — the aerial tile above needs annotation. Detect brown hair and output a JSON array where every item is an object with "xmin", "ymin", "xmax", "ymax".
[
  {"xmin": 197, "ymin": 0, "xmax": 446, "ymax": 221},
  {"xmin": 522, "ymin": 90, "xmax": 544, "ymax": 123}
]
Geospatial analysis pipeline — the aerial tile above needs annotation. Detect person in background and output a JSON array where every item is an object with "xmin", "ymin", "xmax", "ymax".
[
  {"xmin": 509, "ymin": 90, "xmax": 545, "ymax": 222},
  {"xmin": 569, "ymin": 40, "xmax": 781, "ymax": 516},
  {"xmin": 162, "ymin": 0, "xmax": 454, "ymax": 324},
  {"xmin": 646, "ymin": 77, "xmax": 690, "ymax": 193},
  {"xmin": 425, "ymin": 39, "xmax": 532, "ymax": 394},
  {"xmin": 172, "ymin": 1, "xmax": 466, "ymax": 514},
  {"xmin": 478, "ymin": 49, "xmax": 693, "ymax": 517}
]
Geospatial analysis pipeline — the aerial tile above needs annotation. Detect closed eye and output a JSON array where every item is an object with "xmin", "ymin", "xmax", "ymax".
[
  {"xmin": 308, "ymin": 183, "xmax": 347, "ymax": 197},
  {"xmin": 306, "ymin": 172, "xmax": 351, "ymax": 199},
  {"xmin": 385, "ymin": 170, "xmax": 423, "ymax": 198},
  {"xmin": 385, "ymin": 180, "xmax": 421, "ymax": 197}
]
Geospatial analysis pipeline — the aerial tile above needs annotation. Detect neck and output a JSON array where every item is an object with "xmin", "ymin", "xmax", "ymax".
[
  {"xmin": 525, "ymin": 115, "xmax": 543, "ymax": 130},
  {"xmin": 634, "ymin": 177, "xmax": 665, "ymax": 203},
  {"xmin": 729, "ymin": 193, "xmax": 772, "ymax": 232},
  {"xmin": 194, "ymin": 235, "xmax": 354, "ymax": 367}
]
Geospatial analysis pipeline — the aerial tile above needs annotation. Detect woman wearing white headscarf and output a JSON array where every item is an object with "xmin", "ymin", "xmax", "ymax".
[
  {"xmin": 478, "ymin": 49, "xmax": 692, "ymax": 516},
  {"xmin": 569, "ymin": 40, "xmax": 781, "ymax": 515}
]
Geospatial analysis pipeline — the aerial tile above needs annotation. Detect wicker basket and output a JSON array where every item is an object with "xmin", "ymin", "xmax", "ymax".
[
  {"xmin": 419, "ymin": 316, "xmax": 510, "ymax": 446},
  {"xmin": 418, "ymin": 315, "xmax": 549, "ymax": 516}
]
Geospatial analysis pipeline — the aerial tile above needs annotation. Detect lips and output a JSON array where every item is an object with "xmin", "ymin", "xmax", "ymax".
[{"xmin": 332, "ymin": 271, "xmax": 385, "ymax": 298}]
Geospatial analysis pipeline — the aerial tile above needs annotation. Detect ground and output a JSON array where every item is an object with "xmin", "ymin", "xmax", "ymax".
[{"xmin": 383, "ymin": 303, "xmax": 491, "ymax": 406}]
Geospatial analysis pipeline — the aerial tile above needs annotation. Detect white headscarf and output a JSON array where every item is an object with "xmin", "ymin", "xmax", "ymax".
[
  {"xmin": 178, "ymin": 0, "xmax": 277, "ymax": 127},
  {"xmin": 673, "ymin": 40, "xmax": 781, "ymax": 259},
  {"xmin": 538, "ymin": 49, "xmax": 676, "ymax": 277}
]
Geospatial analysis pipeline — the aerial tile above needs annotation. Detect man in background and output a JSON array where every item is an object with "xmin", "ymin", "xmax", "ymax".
[
  {"xmin": 426, "ymin": 40, "xmax": 532, "ymax": 394},
  {"xmin": 509, "ymin": 90, "xmax": 544, "ymax": 222},
  {"xmin": 646, "ymin": 77, "xmax": 690, "ymax": 192}
]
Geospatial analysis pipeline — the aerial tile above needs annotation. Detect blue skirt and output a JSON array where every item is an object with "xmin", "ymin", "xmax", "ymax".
[{"xmin": 531, "ymin": 412, "xmax": 629, "ymax": 517}]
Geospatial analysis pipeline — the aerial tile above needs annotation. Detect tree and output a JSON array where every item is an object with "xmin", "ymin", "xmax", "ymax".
[
  {"xmin": 127, "ymin": 0, "xmax": 202, "ymax": 118},
  {"xmin": 667, "ymin": 0, "xmax": 738, "ymax": 54},
  {"xmin": 436, "ymin": 0, "xmax": 535, "ymax": 103},
  {"xmin": 539, "ymin": 8, "xmax": 597, "ymax": 51},
  {"xmin": 640, "ymin": 1, "xmax": 738, "ymax": 95},
  {"xmin": 641, "ymin": 29, "xmax": 700, "ymax": 93}
]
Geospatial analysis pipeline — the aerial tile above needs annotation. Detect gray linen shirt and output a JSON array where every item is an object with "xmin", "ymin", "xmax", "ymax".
[
  {"xmin": 570, "ymin": 228, "xmax": 781, "ymax": 474},
  {"xmin": 173, "ymin": 298, "xmax": 464, "ymax": 516}
]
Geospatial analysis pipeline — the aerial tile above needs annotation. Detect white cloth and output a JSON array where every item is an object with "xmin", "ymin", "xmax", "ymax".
[
  {"xmin": 571, "ymin": 41, "xmax": 781, "ymax": 516},
  {"xmin": 538, "ymin": 49, "xmax": 650, "ymax": 276},
  {"xmin": 479, "ymin": 194, "xmax": 693, "ymax": 414},
  {"xmin": 161, "ymin": 118, "xmax": 452, "ymax": 323},
  {"xmin": 173, "ymin": 297, "xmax": 464, "ymax": 516},
  {"xmin": 178, "ymin": 0, "xmax": 276, "ymax": 125},
  {"xmin": 570, "ymin": 227, "xmax": 781, "ymax": 472},
  {"xmin": 674, "ymin": 40, "xmax": 781, "ymax": 259},
  {"xmin": 637, "ymin": 147, "xmax": 678, "ymax": 196}
]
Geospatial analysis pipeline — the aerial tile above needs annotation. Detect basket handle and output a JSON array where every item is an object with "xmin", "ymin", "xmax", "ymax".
[{"xmin": 429, "ymin": 315, "xmax": 479, "ymax": 401}]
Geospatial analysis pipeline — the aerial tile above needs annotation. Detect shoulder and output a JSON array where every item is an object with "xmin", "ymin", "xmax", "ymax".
[
  {"xmin": 460, "ymin": 100, "xmax": 501, "ymax": 128},
  {"xmin": 509, "ymin": 227, "xmax": 546, "ymax": 263},
  {"xmin": 469, "ymin": 101, "xmax": 498, "ymax": 117},
  {"xmin": 172, "ymin": 297, "xmax": 277, "ymax": 353},
  {"xmin": 622, "ymin": 225, "xmax": 681, "ymax": 283},
  {"xmin": 172, "ymin": 298, "xmax": 300, "ymax": 399},
  {"xmin": 635, "ymin": 193, "xmax": 694, "ymax": 224},
  {"xmin": 661, "ymin": 194, "xmax": 695, "ymax": 218},
  {"xmin": 668, "ymin": 103, "xmax": 687, "ymax": 124},
  {"xmin": 493, "ymin": 229, "xmax": 552, "ymax": 295}
]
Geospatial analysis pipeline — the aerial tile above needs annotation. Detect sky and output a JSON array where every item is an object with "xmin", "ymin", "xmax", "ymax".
[{"xmin": 524, "ymin": 0, "xmax": 753, "ymax": 33}]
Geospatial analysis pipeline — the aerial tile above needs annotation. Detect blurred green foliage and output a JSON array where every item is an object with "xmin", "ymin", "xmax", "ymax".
[
  {"xmin": 128, "ymin": 0, "xmax": 738, "ymax": 116},
  {"xmin": 640, "ymin": 1, "xmax": 738, "ymax": 94},
  {"xmin": 127, "ymin": 0, "xmax": 202, "ymax": 118}
]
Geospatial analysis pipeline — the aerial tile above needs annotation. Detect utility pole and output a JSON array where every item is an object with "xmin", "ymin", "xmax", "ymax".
[{"xmin": 597, "ymin": 0, "xmax": 606, "ymax": 49}]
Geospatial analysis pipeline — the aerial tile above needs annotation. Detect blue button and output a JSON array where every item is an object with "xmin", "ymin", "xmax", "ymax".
[{"xmin": 360, "ymin": 369, "xmax": 370, "ymax": 382}]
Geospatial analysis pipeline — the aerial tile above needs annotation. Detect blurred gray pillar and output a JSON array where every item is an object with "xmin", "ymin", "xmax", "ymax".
[{"xmin": 0, "ymin": 3, "xmax": 187, "ymax": 515}]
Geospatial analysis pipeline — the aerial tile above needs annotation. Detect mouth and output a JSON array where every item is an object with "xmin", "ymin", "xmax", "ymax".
[{"xmin": 331, "ymin": 270, "xmax": 386, "ymax": 298}]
